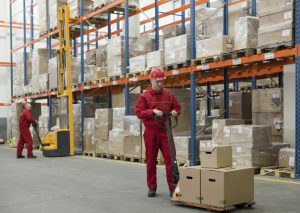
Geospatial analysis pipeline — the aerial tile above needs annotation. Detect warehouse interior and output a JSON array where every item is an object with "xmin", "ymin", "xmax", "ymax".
[{"xmin": 0, "ymin": 0, "xmax": 300, "ymax": 212}]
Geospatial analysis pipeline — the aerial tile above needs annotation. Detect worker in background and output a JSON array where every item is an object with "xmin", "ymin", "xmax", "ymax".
[
  {"xmin": 16, "ymin": 100, "xmax": 38, "ymax": 159},
  {"xmin": 136, "ymin": 67, "xmax": 181, "ymax": 197}
]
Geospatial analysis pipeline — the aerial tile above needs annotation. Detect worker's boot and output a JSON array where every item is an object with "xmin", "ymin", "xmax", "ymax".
[
  {"xmin": 148, "ymin": 189, "xmax": 156, "ymax": 197},
  {"xmin": 27, "ymin": 155, "xmax": 37, "ymax": 159},
  {"xmin": 17, "ymin": 155, "xmax": 25, "ymax": 159}
]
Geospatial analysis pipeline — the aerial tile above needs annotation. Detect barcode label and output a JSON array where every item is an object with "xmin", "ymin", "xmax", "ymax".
[{"xmin": 264, "ymin": 52, "xmax": 274, "ymax": 60}]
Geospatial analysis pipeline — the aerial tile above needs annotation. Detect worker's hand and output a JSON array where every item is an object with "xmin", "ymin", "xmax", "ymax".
[
  {"xmin": 153, "ymin": 109, "xmax": 163, "ymax": 117},
  {"xmin": 170, "ymin": 110, "xmax": 178, "ymax": 117}
]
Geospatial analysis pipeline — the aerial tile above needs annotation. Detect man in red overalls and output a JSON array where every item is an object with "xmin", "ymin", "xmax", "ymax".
[
  {"xmin": 136, "ymin": 67, "xmax": 181, "ymax": 197},
  {"xmin": 16, "ymin": 100, "xmax": 37, "ymax": 159}
]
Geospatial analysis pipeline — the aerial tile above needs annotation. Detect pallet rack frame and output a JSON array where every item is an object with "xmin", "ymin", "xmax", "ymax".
[{"xmin": 8, "ymin": 0, "xmax": 300, "ymax": 178}]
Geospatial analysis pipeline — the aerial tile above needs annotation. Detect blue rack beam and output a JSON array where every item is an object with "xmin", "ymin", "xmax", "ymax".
[
  {"xmin": 251, "ymin": 0, "xmax": 257, "ymax": 89},
  {"xmin": 155, "ymin": 0, "xmax": 159, "ymax": 50},
  {"xmin": 181, "ymin": 0, "xmax": 186, "ymax": 34},
  {"xmin": 10, "ymin": 3, "xmax": 13, "ymax": 97},
  {"xmin": 207, "ymin": 82, "xmax": 211, "ymax": 116},
  {"xmin": 108, "ymin": 13, "xmax": 112, "ymax": 108},
  {"xmin": 80, "ymin": 0, "xmax": 85, "ymax": 153},
  {"xmin": 234, "ymin": 81, "xmax": 239, "ymax": 92},
  {"xmin": 295, "ymin": 0, "xmax": 300, "ymax": 179},
  {"xmin": 30, "ymin": 0, "xmax": 34, "ymax": 51},
  {"xmin": 223, "ymin": 0, "xmax": 229, "ymax": 119},
  {"xmin": 190, "ymin": 0, "xmax": 197, "ymax": 166},
  {"xmin": 23, "ymin": 0, "xmax": 27, "ymax": 86},
  {"xmin": 124, "ymin": 2, "xmax": 130, "ymax": 115}
]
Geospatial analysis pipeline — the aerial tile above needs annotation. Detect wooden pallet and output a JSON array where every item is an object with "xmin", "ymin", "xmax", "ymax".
[
  {"xmin": 123, "ymin": 156, "xmax": 142, "ymax": 163},
  {"xmin": 101, "ymin": 154, "xmax": 124, "ymax": 160},
  {"xmin": 126, "ymin": 71, "xmax": 143, "ymax": 78},
  {"xmin": 230, "ymin": 48, "xmax": 256, "ymax": 59},
  {"xmin": 83, "ymin": 152, "xmax": 96, "ymax": 157},
  {"xmin": 171, "ymin": 196, "xmax": 255, "ymax": 212},
  {"xmin": 106, "ymin": 75, "xmax": 125, "ymax": 82},
  {"xmin": 164, "ymin": 60, "xmax": 191, "ymax": 71},
  {"xmin": 260, "ymin": 166, "xmax": 295, "ymax": 178},
  {"xmin": 257, "ymin": 42, "xmax": 294, "ymax": 54},
  {"xmin": 192, "ymin": 53, "xmax": 230, "ymax": 66}
]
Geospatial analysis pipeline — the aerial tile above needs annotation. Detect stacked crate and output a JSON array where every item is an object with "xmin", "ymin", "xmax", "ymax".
[
  {"xmin": 108, "ymin": 108, "xmax": 125, "ymax": 156},
  {"xmin": 95, "ymin": 109, "xmax": 112, "ymax": 155}
]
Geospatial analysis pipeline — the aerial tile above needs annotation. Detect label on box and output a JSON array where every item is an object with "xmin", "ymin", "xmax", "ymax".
[
  {"xmin": 201, "ymin": 64, "xmax": 209, "ymax": 70},
  {"xmin": 232, "ymin": 58, "xmax": 241, "ymax": 65},
  {"xmin": 224, "ymin": 127, "xmax": 230, "ymax": 138},
  {"xmin": 289, "ymin": 157, "xmax": 294, "ymax": 166},
  {"xmin": 264, "ymin": 52, "xmax": 274, "ymax": 60},
  {"xmin": 172, "ymin": 69, "xmax": 179, "ymax": 75},
  {"xmin": 284, "ymin": 11, "xmax": 292, "ymax": 20},
  {"xmin": 236, "ymin": 147, "xmax": 242, "ymax": 153},
  {"xmin": 272, "ymin": 92, "xmax": 280, "ymax": 99},
  {"xmin": 212, "ymin": 122, "xmax": 218, "ymax": 129},
  {"xmin": 282, "ymin": 29, "xmax": 290, "ymax": 37},
  {"xmin": 229, "ymin": 99, "xmax": 233, "ymax": 107}
]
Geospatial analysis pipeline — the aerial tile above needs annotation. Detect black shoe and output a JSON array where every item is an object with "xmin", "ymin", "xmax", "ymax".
[
  {"xmin": 148, "ymin": 189, "xmax": 156, "ymax": 197},
  {"xmin": 17, "ymin": 155, "xmax": 25, "ymax": 159},
  {"xmin": 27, "ymin": 155, "xmax": 37, "ymax": 159}
]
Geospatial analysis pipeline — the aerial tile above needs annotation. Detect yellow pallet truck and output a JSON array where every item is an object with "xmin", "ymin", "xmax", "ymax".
[{"xmin": 41, "ymin": 5, "xmax": 74, "ymax": 157}]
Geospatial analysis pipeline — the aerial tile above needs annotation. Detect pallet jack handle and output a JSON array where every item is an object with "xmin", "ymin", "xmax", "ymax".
[
  {"xmin": 32, "ymin": 123, "xmax": 50, "ymax": 148},
  {"xmin": 155, "ymin": 114, "xmax": 180, "ymax": 193}
]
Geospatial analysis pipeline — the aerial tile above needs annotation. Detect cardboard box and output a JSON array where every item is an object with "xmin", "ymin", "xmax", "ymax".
[
  {"xmin": 179, "ymin": 166, "xmax": 202, "ymax": 203},
  {"xmin": 123, "ymin": 136, "xmax": 142, "ymax": 158},
  {"xmin": 164, "ymin": 34, "xmax": 190, "ymax": 65},
  {"xmin": 259, "ymin": 9, "xmax": 293, "ymax": 29},
  {"xmin": 252, "ymin": 88, "xmax": 283, "ymax": 113},
  {"xmin": 196, "ymin": 36, "xmax": 234, "ymax": 59},
  {"xmin": 200, "ymin": 146, "xmax": 232, "ymax": 168},
  {"xmin": 146, "ymin": 50, "xmax": 165, "ymax": 68},
  {"xmin": 212, "ymin": 119, "xmax": 245, "ymax": 144},
  {"xmin": 279, "ymin": 148, "xmax": 295, "ymax": 169},
  {"xmin": 201, "ymin": 167, "xmax": 254, "ymax": 207},
  {"xmin": 257, "ymin": 0, "xmax": 294, "ymax": 16},
  {"xmin": 129, "ymin": 55, "xmax": 146, "ymax": 73}
]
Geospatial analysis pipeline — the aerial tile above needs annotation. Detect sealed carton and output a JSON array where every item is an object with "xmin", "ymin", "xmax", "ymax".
[{"xmin": 200, "ymin": 145, "xmax": 232, "ymax": 168}]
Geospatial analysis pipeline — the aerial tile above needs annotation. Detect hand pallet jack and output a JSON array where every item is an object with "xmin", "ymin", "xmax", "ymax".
[{"xmin": 158, "ymin": 114, "xmax": 255, "ymax": 212}]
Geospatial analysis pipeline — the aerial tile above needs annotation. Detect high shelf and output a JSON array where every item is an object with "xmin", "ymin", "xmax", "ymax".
[{"xmin": 9, "ymin": 0, "xmax": 300, "ymax": 178}]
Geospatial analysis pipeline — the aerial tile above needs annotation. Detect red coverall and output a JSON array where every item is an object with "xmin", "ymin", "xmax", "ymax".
[
  {"xmin": 16, "ymin": 109, "xmax": 36, "ymax": 157},
  {"xmin": 136, "ymin": 88, "xmax": 181, "ymax": 192}
]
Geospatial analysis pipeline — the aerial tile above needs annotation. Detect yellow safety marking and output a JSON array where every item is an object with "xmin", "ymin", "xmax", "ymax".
[{"xmin": 255, "ymin": 177, "xmax": 300, "ymax": 185}]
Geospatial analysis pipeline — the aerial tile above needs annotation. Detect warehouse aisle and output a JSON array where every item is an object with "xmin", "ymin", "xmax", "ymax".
[{"xmin": 0, "ymin": 146, "xmax": 299, "ymax": 213}]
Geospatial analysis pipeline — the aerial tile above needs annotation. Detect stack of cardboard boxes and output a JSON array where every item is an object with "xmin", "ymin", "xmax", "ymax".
[
  {"xmin": 252, "ymin": 88, "xmax": 284, "ymax": 142},
  {"xmin": 108, "ymin": 108, "xmax": 125, "ymax": 156},
  {"xmin": 258, "ymin": 0, "xmax": 294, "ymax": 48},
  {"xmin": 177, "ymin": 145, "xmax": 254, "ymax": 208},
  {"xmin": 95, "ymin": 109, "xmax": 112, "ymax": 155},
  {"xmin": 123, "ymin": 116, "xmax": 142, "ymax": 159}
]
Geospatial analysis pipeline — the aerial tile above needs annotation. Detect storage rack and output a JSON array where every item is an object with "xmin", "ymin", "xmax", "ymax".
[{"xmin": 8, "ymin": 0, "xmax": 300, "ymax": 179}]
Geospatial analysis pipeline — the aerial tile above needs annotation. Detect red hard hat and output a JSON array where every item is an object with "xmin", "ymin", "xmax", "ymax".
[{"xmin": 150, "ymin": 67, "xmax": 166, "ymax": 81}]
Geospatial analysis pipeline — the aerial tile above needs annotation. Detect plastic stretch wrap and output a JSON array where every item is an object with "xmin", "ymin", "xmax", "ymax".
[
  {"xmin": 198, "ymin": 109, "xmax": 220, "ymax": 126},
  {"xmin": 223, "ymin": 125, "xmax": 272, "ymax": 147},
  {"xmin": 67, "ymin": 0, "xmax": 93, "ymax": 18},
  {"xmin": 73, "ymin": 104, "xmax": 82, "ymax": 153},
  {"xmin": 95, "ymin": 109, "xmax": 112, "ymax": 141},
  {"xmin": 200, "ymin": 140, "xmax": 217, "ymax": 148},
  {"xmin": 91, "ymin": 67, "xmax": 108, "ymax": 80},
  {"xmin": 196, "ymin": 36, "xmax": 233, "ymax": 58},
  {"xmin": 212, "ymin": 119, "xmax": 245, "ymax": 143},
  {"xmin": 86, "ymin": 50, "xmax": 96, "ymax": 65},
  {"xmin": 164, "ymin": 34, "xmax": 190, "ymax": 65},
  {"xmin": 95, "ymin": 138, "xmax": 109, "ymax": 154},
  {"xmin": 107, "ymin": 36, "xmax": 154, "ymax": 76},
  {"xmin": 84, "ymin": 118, "xmax": 95, "ymax": 153},
  {"xmin": 108, "ymin": 129, "xmax": 124, "ymax": 156},
  {"xmin": 38, "ymin": 0, "xmax": 47, "ymax": 35},
  {"xmin": 146, "ymin": 50, "xmax": 165, "ymax": 68},
  {"xmin": 49, "ymin": 0, "xmax": 67, "ymax": 30},
  {"xmin": 174, "ymin": 136, "xmax": 200, "ymax": 163},
  {"xmin": 279, "ymin": 148, "xmax": 295, "ymax": 168},
  {"xmin": 258, "ymin": 20, "xmax": 293, "ymax": 48},
  {"xmin": 234, "ymin": 16, "xmax": 259, "ymax": 50},
  {"xmin": 252, "ymin": 88, "xmax": 283, "ymax": 113},
  {"xmin": 96, "ymin": 45, "xmax": 107, "ymax": 67},
  {"xmin": 257, "ymin": 0, "xmax": 294, "ymax": 16},
  {"xmin": 123, "ymin": 135, "xmax": 142, "ymax": 158},
  {"xmin": 123, "ymin": 116, "xmax": 141, "ymax": 137},
  {"xmin": 112, "ymin": 89, "xmax": 139, "ymax": 115},
  {"xmin": 162, "ymin": 25, "xmax": 182, "ymax": 39},
  {"xmin": 129, "ymin": 55, "xmax": 146, "ymax": 73},
  {"xmin": 48, "ymin": 57, "xmax": 58, "ymax": 89},
  {"xmin": 112, "ymin": 108, "xmax": 125, "ymax": 130}
]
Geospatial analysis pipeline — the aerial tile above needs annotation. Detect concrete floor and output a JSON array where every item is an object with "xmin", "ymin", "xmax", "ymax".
[{"xmin": 0, "ymin": 146, "xmax": 300, "ymax": 213}]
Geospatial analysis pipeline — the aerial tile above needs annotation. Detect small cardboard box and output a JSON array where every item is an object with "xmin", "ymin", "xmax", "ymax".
[
  {"xmin": 200, "ymin": 146, "xmax": 232, "ymax": 168},
  {"xmin": 179, "ymin": 166, "xmax": 202, "ymax": 204},
  {"xmin": 279, "ymin": 148, "xmax": 295, "ymax": 169},
  {"xmin": 201, "ymin": 167, "xmax": 254, "ymax": 207}
]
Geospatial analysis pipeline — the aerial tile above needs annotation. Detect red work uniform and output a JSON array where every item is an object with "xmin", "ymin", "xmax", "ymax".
[
  {"xmin": 16, "ymin": 109, "xmax": 36, "ymax": 157},
  {"xmin": 136, "ymin": 88, "xmax": 181, "ymax": 192}
]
